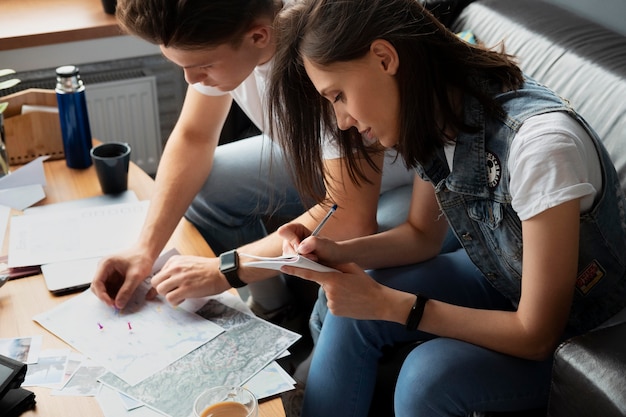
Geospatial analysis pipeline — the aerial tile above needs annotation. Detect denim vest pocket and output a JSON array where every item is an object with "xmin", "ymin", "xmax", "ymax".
[
  {"xmin": 467, "ymin": 200, "xmax": 502, "ymax": 229},
  {"xmin": 467, "ymin": 200, "xmax": 524, "ymax": 268}
]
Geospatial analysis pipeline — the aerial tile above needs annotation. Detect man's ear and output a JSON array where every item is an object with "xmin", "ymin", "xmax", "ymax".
[
  {"xmin": 370, "ymin": 39, "xmax": 399, "ymax": 75},
  {"xmin": 247, "ymin": 24, "xmax": 272, "ymax": 48}
]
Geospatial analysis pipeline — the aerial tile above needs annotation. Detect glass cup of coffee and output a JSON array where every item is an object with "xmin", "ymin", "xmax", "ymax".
[{"xmin": 193, "ymin": 386, "xmax": 258, "ymax": 417}]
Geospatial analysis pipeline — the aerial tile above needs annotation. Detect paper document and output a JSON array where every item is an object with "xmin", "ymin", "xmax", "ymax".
[
  {"xmin": 0, "ymin": 156, "xmax": 49, "ymax": 210},
  {"xmin": 242, "ymin": 253, "xmax": 339, "ymax": 273},
  {"xmin": 25, "ymin": 190, "xmax": 138, "ymax": 215},
  {"xmin": 8, "ymin": 200, "xmax": 149, "ymax": 267},
  {"xmin": 33, "ymin": 281, "xmax": 224, "ymax": 386}
]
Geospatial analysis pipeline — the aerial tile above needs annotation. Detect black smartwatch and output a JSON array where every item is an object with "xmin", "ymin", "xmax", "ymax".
[{"xmin": 219, "ymin": 249, "xmax": 246, "ymax": 288}]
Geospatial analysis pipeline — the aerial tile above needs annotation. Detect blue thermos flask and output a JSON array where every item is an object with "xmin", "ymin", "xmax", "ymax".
[{"xmin": 55, "ymin": 65, "xmax": 93, "ymax": 169}]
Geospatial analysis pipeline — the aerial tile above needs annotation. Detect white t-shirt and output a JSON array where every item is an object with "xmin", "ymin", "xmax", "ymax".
[
  {"xmin": 444, "ymin": 112, "xmax": 601, "ymax": 221},
  {"xmin": 192, "ymin": 61, "xmax": 414, "ymax": 193}
]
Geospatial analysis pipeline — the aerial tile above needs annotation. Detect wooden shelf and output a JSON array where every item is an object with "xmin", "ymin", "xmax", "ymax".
[{"xmin": 0, "ymin": 0, "xmax": 123, "ymax": 51}]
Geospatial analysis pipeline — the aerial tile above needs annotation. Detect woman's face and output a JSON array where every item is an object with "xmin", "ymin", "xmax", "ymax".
[{"xmin": 303, "ymin": 40, "xmax": 401, "ymax": 148}]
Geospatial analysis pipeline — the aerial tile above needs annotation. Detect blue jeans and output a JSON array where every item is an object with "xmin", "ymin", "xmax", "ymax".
[
  {"xmin": 310, "ymin": 228, "xmax": 462, "ymax": 343},
  {"xmin": 185, "ymin": 135, "xmax": 304, "ymax": 255},
  {"xmin": 184, "ymin": 135, "xmax": 415, "ymax": 310},
  {"xmin": 302, "ymin": 249, "xmax": 556, "ymax": 417}
]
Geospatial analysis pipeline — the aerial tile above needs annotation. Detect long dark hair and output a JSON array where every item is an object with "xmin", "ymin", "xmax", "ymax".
[
  {"xmin": 268, "ymin": 0, "xmax": 523, "ymax": 203},
  {"xmin": 116, "ymin": 0, "xmax": 281, "ymax": 49}
]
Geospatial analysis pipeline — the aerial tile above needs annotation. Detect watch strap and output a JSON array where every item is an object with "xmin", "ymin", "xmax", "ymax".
[{"xmin": 405, "ymin": 293, "xmax": 428, "ymax": 331}]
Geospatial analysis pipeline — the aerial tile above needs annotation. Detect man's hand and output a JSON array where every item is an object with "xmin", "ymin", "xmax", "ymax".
[
  {"xmin": 91, "ymin": 247, "xmax": 156, "ymax": 310},
  {"xmin": 150, "ymin": 255, "xmax": 231, "ymax": 307}
]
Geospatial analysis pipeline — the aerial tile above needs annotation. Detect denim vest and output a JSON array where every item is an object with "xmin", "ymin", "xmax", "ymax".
[{"xmin": 415, "ymin": 77, "xmax": 626, "ymax": 333}]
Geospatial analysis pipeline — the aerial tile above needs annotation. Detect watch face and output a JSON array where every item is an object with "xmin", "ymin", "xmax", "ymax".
[
  {"xmin": 219, "ymin": 251, "xmax": 245, "ymax": 288},
  {"xmin": 220, "ymin": 251, "xmax": 238, "ymax": 272}
]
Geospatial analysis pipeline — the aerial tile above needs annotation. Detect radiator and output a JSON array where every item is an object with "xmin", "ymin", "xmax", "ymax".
[
  {"xmin": 86, "ymin": 76, "xmax": 162, "ymax": 175},
  {"xmin": 1, "ymin": 55, "xmax": 186, "ymax": 177}
]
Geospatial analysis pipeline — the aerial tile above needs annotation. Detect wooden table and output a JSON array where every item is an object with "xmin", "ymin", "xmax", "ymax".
[{"xmin": 0, "ymin": 158, "xmax": 285, "ymax": 417}]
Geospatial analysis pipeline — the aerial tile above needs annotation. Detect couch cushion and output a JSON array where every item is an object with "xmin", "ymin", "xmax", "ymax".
[
  {"xmin": 453, "ymin": 0, "xmax": 626, "ymax": 194},
  {"xmin": 548, "ymin": 322, "xmax": 626, "ymax": 417}
]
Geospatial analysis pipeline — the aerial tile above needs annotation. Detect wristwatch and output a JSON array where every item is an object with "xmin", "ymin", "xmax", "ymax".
[{"xmin": 219, "ymin": 249, "xmax": 246, "ymax": 288}]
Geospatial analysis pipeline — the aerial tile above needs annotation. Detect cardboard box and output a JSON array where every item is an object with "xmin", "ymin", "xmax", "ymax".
[{"xmin": 2, "ymin": 89, "xmax": 65, "ymax": 165}]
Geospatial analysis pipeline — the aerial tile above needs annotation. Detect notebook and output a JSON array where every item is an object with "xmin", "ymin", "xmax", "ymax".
[{"xmin": 242, "ymin": 253, "xmax": 339, "ymax": 273}]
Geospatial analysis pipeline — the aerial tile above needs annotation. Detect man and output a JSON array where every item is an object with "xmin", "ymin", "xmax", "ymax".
[{"xmin": 91, "ymin": 0, "xmax": 414, "ymax": 323}]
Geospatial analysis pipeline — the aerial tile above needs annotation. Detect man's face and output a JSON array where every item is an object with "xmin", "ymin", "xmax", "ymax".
[{"xmin": 160, "ymin": 41, "xmax": 261, "ymax": 92}]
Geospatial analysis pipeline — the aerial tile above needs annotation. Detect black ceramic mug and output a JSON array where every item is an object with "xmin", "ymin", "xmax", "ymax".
[{"xmin": 90, "ymin": 142, "xmax": 131, "ymax": 194}]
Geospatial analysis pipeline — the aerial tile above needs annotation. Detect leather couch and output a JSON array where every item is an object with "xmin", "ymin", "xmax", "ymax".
[
  {"xmin": 452, "ymin": 1, "xmax": 626, "ymax": 415},
  {"xmin": 371, "ymin": 0, "xmax": 626, "ymax": 416}
]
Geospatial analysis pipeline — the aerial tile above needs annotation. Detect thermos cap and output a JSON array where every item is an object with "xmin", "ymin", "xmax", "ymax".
[
  {"xmin": 56, "ymin": 65, "xmax": 80, "ymax": 77},
  {"xmin": 55, "ymin": 65, "xmax": 84, "ymax": 93}
]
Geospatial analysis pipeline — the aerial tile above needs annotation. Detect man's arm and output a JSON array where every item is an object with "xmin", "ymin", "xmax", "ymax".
[
  {"xmin": 149, "ymin": 148, "xmax": 389, "ymax": 306},
  {"xmin": 91, "ymin": 87, "xmax": 232, "ymax": 308},
  {"xmin": 136, "ymin": 88, "xmax": 233, "ymax": 260}
]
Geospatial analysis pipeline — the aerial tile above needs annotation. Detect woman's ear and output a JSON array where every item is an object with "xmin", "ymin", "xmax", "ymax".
[{"xmin": 370, "ymin": 39, "xmax": 399, "ymax": 75}]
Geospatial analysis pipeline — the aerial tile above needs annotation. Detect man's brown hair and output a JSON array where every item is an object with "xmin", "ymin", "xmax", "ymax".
[{"xmin": 116, "ymin": 0, "xmax": 280, "ymax": 49}]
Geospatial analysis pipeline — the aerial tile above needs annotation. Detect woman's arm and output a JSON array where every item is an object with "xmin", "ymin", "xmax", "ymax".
[
  {"xmin": 238, "ymin": 150, "xmax": 387, "ymax": 265},
  {"xmin": 283, "ymin": 191, "xmax": 580, "ymax": 361},
  {"xmin": 291, "ymin": 174, "xmax": 449, "ymax": 269},
  {"xmin": 415, "ymin": 198, "xmax": 580, "ymax": 360}
]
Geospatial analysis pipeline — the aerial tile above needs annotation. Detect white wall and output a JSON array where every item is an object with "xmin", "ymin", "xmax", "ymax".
[{"xmin": 543, "ymin": 0, "xmax": 626, "ymax": 36}]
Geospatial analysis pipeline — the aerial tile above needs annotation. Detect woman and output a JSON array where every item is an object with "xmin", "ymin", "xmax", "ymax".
[{"xmin": 268, "ymin": 0, "xmax": 626, "ymax": 415}]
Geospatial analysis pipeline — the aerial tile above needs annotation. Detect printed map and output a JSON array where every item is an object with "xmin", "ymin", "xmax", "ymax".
[{"xmin": 99, "ymin": 299, "xmax": 300, "ymax": 417}]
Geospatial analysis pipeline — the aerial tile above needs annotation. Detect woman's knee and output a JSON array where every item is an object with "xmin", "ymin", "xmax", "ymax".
[{"xmin": 393, "ymin": 339, "xmax": 471, "ymax": 416}]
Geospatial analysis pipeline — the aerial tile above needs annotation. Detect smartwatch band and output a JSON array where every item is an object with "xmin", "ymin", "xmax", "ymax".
[{"xmin": 405, "ymin": 293, "xmax": 428, "ymax": 331}]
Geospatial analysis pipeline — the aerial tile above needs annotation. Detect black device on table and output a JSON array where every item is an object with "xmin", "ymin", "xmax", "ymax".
[{"xmin": 0, "ymin": 354, "xmax": 36, "ymax": 417}]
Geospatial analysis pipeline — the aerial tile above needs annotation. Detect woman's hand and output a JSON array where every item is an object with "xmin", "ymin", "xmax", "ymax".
[
  {"xmin": 278, "ymin": 222, "xmax": 348, "ymax": 266},
  {"xmin": 277, "ymin": 222, "xmax": 312, "ymax": 254},
  {"xmin": 281, "ymin": 262, "xmax": 402, "ymax": 321}
]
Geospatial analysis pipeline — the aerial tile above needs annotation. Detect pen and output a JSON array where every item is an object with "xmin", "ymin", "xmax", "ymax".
[{"xmin": 311, "ymin": 204, "xmax": 338, "ymax": 237}]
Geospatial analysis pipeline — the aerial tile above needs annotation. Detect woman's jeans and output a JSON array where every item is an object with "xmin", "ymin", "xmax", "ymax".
[
  {"xmin": 184, "ymin": 135, "xmax": 414, "ymax": 311},
  {"xmin": 302, "ymin": 249, "xmax": 555, "ymax": 417},
  {"xmin": 310, "ymin": 229, "xmax": 461, "ymax": 343}
]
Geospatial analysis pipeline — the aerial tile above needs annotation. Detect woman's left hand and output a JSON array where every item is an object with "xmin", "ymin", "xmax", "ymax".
[{"xmin": 281, "ymin": 262, "xmax": 393, "ymax": 320}]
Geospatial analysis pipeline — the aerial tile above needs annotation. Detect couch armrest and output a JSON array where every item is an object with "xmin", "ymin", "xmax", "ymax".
[{"xmin": 548, "ymin": 322, "xmax": 626, "ymax": 417}]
